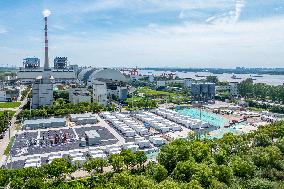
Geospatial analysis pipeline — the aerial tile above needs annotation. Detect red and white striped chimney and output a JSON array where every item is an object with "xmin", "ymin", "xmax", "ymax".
[{"xmin": 44, "ymin": 16, "xmax": 50, "ymax": 71}]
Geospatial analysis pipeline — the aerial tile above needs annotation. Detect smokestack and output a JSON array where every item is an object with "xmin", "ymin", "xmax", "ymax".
[{"xmin": 43, "ymin": 9, "xmax": 51, "ymax": 71}]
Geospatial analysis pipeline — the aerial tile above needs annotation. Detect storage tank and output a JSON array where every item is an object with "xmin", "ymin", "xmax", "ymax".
[
  {"xmin": 201, "ymin": 84, "xmax": 209, "ymax": 93},
  {"xmin": 191, "ymin": 84, "xmax": 201, "ymax": 96}
]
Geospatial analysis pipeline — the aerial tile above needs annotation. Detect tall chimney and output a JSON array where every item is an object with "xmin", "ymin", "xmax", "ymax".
[{"xmin": 44, "ymin": 16, "xmax": 50, "ymax": 71}]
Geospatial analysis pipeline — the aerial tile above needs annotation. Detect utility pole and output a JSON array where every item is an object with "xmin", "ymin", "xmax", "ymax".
[{"xmin": 29, "ymin": 98, "xmax": 32, "ymax": 116}]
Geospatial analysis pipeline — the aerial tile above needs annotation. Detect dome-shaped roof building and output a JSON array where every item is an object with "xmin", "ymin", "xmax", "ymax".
[
  {"xmin": 78, "ymin": 67, "xmax": 97, "ymax": 81},
  {"xmin": 89, "ymin": 68, "xmax": 127, "ymax": 82},
  {"xmin": 78, "ymin": 68, "xmax": 127, "ymax": 83}
]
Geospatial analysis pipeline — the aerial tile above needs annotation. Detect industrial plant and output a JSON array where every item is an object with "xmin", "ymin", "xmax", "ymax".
[{"xmin": 1, "ymin": 8, "xmax": 283, "ymax": 183}]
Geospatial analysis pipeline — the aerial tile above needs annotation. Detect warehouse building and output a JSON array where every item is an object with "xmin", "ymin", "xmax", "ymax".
[
  {"xmin": 70, "ymin": 113, "xmax": 98, "ymax": 125},
  {"xmin": 22, "ymin": 118, "xmax": 66, "ymax": 130}
]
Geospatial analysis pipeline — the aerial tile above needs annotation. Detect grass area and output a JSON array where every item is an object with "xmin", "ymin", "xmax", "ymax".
[
  {"xmin": 0, "ymin": 102, "xmax": 21, "ymax": 108},
  {"xmin": 135, "ymin": 87, "xmax": 190, "ymax": 103},
  {"xmin": 248, "ymin": 107, "xmax": 266, "ymax": 112},
  {"xmin": 137, "ymin": 87, "xmax": 173, "ymax": 96},
  {"xmin": 126, "ymin": 97, "xmax": 144, "ymax": 102},
  {"xmin": 4, "ymin": 136, "xmax": 15, "ymax": 155},
  {"xmin": 0, "ymin": 110, "xmax": 16, "ymax": 116}
]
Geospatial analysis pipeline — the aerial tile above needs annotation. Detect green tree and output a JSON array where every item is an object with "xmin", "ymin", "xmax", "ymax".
[
  {"xmin": 230, "ymin": 156, "xmax": 255, "ymax": 178},
  {"xmin": 157, "ymin": 179, "xmax": 180, "ymax": 189},
  {"xmin": 253, "ymin": 133, "xmax": 272, "ymax": 147},
  {"xmin": 146, "ymin": 162, "xmax": 168, "ymax": 183},
  {"xmin": 120, "ymin": 149, "xmax": 136, "ymax": 169},
  {"xmin": 246, "ymin": 178, "xmax": 275, "ymax": 189},
  {"xmin": 171, "ymin": 159, "xmax": 195, "ymax": 182},
  {"xmin": 238, "ymin": 78, "xmax": 254, "ymax": 98},
  {"xmin": 135, "ymin": 150, "xmax": 147, "ymax": 169},
  {"xmin": 206, "ymin": 76, "xmax": 219, "ymax": 84},
  {"xmin": 83, "ymin": 158, "xmax": 108, "ymax": 174},
  {"xmin": 109, "ymin": 154, "xmax": 124, "ymax": 172},
  {"xmin": 43, "ymin": 158, "xmax": 74, "ymax": 183},
  {"xmin": 212, "ymin": 165, "xmax": 233, "ymax": 184}
]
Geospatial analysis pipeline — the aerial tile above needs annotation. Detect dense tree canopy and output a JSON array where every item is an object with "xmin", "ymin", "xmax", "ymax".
[
  {"xmin": 18, "ymin": 101, "xmax": 114, "ymax": 119},
  {"xmin": 238, "ymin": 78, "xmax": 284, "ymax": 103}
]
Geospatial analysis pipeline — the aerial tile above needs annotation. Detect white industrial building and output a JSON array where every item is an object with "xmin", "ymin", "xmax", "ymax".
[
  {"xmin": 85, "ymin": 130, "xmax": 100, "ymax": 146},
  {"xmin": 70, "ymin": 113, "xmax": 97, "ymax": 125},
  {"xmin": 18, "ymin": 69, "xmax": 77, "ymax": 84},
  {"xmin": 93, "ymin": 78, "xmax": 128, "ymax": 105},
  {"xmin": 78, "ymin": 68, "xmax": 129, "ymax": 105},
  {"xmin": 0, "ymin": 86, "xmax": 21, "ymax": 102},
  {"xmin": 69, "ymin": 87, "xmax": 91, "ymax": 104},
  {"xmin": 22, "ymin": 117, "xmax": 66, "ymax": 130},
  {"xmin": 93, "ymin": 80, "xmax": 108, "ymax": 105},
  {"xmin": 32, "ymin": 72, "xmax": 54, "ymax": 109}
]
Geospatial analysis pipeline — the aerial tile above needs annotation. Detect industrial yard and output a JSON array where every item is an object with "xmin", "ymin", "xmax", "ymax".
[
  {"xmin": 5, "ymin": 102, "xmax": 284, "ymax": 170},
  {"xmin": 5, "ymin": 107, "xmax": 219, "ymax": 169}
]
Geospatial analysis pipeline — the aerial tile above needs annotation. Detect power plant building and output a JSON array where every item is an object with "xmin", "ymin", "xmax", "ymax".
[
  {"xmin": 54, "ymin": 57, "xmax": 68, "ymax": 69},
  {"xmin": 18, "ymin": 63, "xmax": 76, "ymax": 84},
  {"xmin": 23, "ymin": 58, "xmax": 40, "ymax": 69}
]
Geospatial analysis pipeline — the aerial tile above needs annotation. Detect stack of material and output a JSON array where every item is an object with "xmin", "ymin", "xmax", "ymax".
[
  {"xmin": 48, "ymin": 153, "xmax": 62, "ymax": 163},
  {"xmin": 88, "ymin": 148, "xmax": 107, "ymax": 159}
]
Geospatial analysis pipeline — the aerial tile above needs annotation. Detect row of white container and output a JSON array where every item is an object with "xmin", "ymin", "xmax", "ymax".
[
  {"xmin": 24, "ymin": 155, "xmax": 41, "ymax": 168},
  {"xmin": 152, "ymin": 108, "xmax": 210, "ymax": 129},
  {"xmin": 134, "ymin": 112, "xmax": 182, "ymax": 133},
  {"xmin": 142, "ymin": 112, "xmax": 182, "ymax": 131},
  {"xmin": 103, "ymin": 113, "xmax": 136, "ymax": 137},
  {"xmin": 22, "ymin": 140, "xmax": 163, "ymax": 168},
  {"xmin": 113, "ymin": 113, "xmax": 149, "ymax": 136},
  {"xmin": 102, "ymin": 112, "xmax": 149, "ymax": 136}
]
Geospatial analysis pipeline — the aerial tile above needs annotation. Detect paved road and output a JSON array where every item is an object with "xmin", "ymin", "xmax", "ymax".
[
  {"xmin": 96, "ymin": 115, "xmax": 125, "ymax": 145},
  {"xmin": 0, "ymin": 96, "xmax": 28, "ymax": 162}
]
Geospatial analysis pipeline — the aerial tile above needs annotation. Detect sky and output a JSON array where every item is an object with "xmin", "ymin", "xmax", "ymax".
[{"xmin": 0, "ymin": 0, "xmax": 284, "ymax": 68}]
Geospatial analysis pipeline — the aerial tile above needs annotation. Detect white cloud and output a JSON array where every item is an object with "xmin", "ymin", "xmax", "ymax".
[
  {"xmin": 0, "ymin": 26, "xmax": 8, "ymax": 34},
  {"xmin": 46, "ymin": 16, "xmax": 284, "ymax": 68},
  {"xmin": 207, "ymin": 0, "xmax": 245, "ymax": 25}
]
